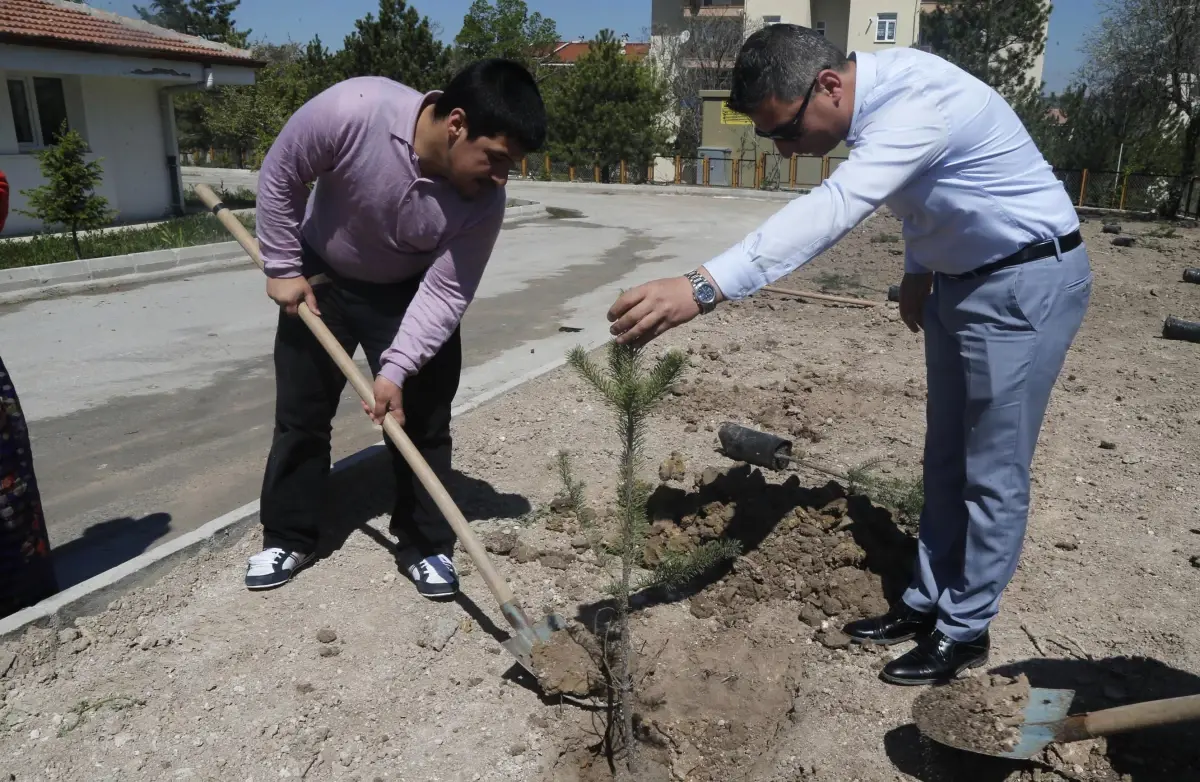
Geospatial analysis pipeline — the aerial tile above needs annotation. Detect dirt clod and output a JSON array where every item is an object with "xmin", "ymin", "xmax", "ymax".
[
  {"xmin": 530, "ymin": 630, "xmax": 602, "ymax": 698},
  {"xmin": 316, "ymin": 628, "xmax": 337, "ymax": 644},
  {"xmin": 483, "ymin": 531, "xmax": 518, "ymax": 555},
  {"xmin": 911, "ymin": 673, "xmax": 1031, "ymax": 756},
  {"xmin": 317, "ymin": 646, "xmax": 340, "ymax": 658},
  {"xmin": 659, "ymin": 452, "xmax": 687, "ymax": 482}
]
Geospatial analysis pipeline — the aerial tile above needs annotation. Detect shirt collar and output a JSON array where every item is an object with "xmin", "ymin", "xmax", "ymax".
[
  {"xmin": 395, "ymin": 89, "xmax": 442, "ymax": 181},
  {"xmin": 846, "ymin": 52, "xmax": 877, "ymax": 146}
]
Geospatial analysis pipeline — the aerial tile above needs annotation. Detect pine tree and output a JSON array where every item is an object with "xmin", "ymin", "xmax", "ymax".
[
  {"xmin": 134, "ymin": 0, "xmax": 249, "ymax": 47},
  {"xmin": 337, "ymin": 0, "xmax": 452, "ymax": 92},
  {"xmin": 18, "ymin": 123, "xmax": 115, "ymax": 258},
  {"xmin": 566, "ymin": 341, "xmax": 686, "ymax": 776},
  {"xmin": 545, "ymin": 30, "xmax": 670, "ymax": 182},
  {"xmin": 920, "ymin": 0, "xmax": 1051, "ymax": 103},
  {"xmin": 454, "ymin": 0, "xmax": 559, "ymax": 76}
]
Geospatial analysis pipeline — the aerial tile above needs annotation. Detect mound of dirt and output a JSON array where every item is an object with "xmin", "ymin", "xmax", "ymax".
[
  {"xmin": 530, "ymin": 628, "xmax": 603, "ymax": 698},
  {"xmin": 643, "ymin": 465, "xmax": 915, "ymax": 627},
  {"xmin": 911, "ymin": 673, "xmax": 1032, "ymax": 756}
]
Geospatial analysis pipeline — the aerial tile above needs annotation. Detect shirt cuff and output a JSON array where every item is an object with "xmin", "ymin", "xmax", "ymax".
[
  {"xmin": 262, "ymin": 256, "xmax": 304, "ymax": 279},
  {"xmin": 702, "ymin": 243, "xmax": 763, "ymax": 302},
  {"xmin": 378, "ymin": 359, "xmax": 413, "ymax": 389}
]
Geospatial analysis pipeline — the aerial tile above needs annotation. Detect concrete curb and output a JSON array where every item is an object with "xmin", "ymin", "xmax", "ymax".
[
  {"xmin": 0, "ymin": 327, "xmax": 586, "ymax": 642},
  {"xmin": 0, "ymin": 204, "xmax": 549, "ymax": 306},
  {"xmin": 507, "ymin": 179, "xmax": 813, "ymax": 202}
]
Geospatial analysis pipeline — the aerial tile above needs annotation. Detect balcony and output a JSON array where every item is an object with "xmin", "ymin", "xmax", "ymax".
[{"xmin": 683, "ymin": 0, "xmax": 746, "ymax": 17}]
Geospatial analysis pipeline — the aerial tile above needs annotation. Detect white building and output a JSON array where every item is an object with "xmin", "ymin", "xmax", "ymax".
[{"xmin": 0, "ymin": 0, "xmax": 260, "ymax": 235}]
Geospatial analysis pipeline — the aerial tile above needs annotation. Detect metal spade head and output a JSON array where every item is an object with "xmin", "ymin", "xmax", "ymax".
[
  {"xmin": 499, "ymin": 611, "xmax": 569, "ymax": 677},
  {"xmin": 918, "ymin": 686, "xmax": 1076, "ymax": 760}
]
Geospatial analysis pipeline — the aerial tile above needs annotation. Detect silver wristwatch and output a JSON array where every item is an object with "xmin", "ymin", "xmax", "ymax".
[{"xmin": 685, "ymin": 270, "xmax": 717, "ymax": 314}]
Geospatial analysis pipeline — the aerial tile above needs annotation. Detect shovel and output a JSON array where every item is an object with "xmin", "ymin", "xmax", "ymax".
[
  {"xmin": 193, "ymin": 184, "xmax": 566, "ymax": 680},
  {"xmin": 717, "ymin": 421, "xmax": 848, "ymax": 480},
  {"xmin": 918, "ymin": 688, "xmax": 1200, "ymax": 760}
]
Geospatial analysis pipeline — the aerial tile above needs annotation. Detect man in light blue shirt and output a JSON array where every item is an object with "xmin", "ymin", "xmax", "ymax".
[{"xmin": 607, "ymin": 24, "xmax": 1092, "ymax": 686}]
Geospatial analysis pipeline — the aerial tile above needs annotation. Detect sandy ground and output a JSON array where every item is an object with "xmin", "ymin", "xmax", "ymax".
[{"xmin": 2, "ymin": 209, "xmax": 1200, "ymax": 782}]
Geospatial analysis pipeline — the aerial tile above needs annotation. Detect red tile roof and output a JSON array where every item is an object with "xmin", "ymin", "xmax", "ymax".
[
  {"xmin": 550, "ymin": 40, "xmax": 650, "ymax": 64},
  {"xmin": 0, "ymin": 0, "xmax": 260, "ymax": 67}
]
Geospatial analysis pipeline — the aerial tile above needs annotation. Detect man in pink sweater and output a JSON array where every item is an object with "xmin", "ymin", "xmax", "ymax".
[{"xmin": 246, "ymin": 59, "xmax": 546, "ymax": 597}]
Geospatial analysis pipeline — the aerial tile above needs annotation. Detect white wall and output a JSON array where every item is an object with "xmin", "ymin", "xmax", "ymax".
[
  {"xmin": 745, "ymin": 0, "xmax": 812, "ymax": 29},
  {"xmin": 847, "ymin": 0, "xmax": 922, "ymax": 52}
]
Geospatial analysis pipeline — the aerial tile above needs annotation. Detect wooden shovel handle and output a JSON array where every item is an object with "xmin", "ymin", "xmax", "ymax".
[
  {"xmin": 193, "ymin": 185, "xmax": 522, "ymax": 618},
  {"xmin": 1061, "ymin": 694, "xmax": 1200, "ymax": 742},
  {"xmin": 761, "ymin": 285, "xmax": 881, "ymax": 307}
]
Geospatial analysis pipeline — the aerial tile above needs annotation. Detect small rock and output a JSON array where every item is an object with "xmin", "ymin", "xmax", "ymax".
[
  {"xmin": 512, "ymin": 541, "xmax": 539, "ymax": 564},
  {"xmin": 57, "ymin": 628, "xmax": 81, "ymax": 645},
  {"xmin": 799, "ymin": 604, "xmax": 825, "ymax": 628},
  {"xmin": 316, "ymin": 629, "xmax": 337, "ymax": 644},
  {"xmin": 296, "ymin": 683, "xmax": 315, "ymax": 695},
  {"xmin": 1111, "ymin": 236, "xmax": 1135, "ymax": 247},
  {"xmin": 1121, "ymin": 454, "xmax": 1142, "ymax": 465},
  {"xmin": 483, "ymin": 532, "xmax": 518, "ymax": 556},
  {"xmin": 1054, "ymin": 540, "xmax": 1079, "ymax": 551},
  {"xmin": 420, "ymin": 617, "xmax": 459, "ymax": 652},
  {"xmin": 697, "ymin": 467, "xmax": 722, "ymax": 488},
  {"xmin": 816, "ymin": 628, "xmax": 852, "ymax": 649},
  {"xmin": 1189, "ymin": 555, "xmax": 1200, "ymax": 568},
  {"xmin": 1099, "ymin": 440, "xmax": 1116, "ymax": 450},
  {"xmin": 570, "ymin": 535, "xmax": 590, "ymax": 550},
  {"xmin": 466, "ymin": 677, "xmax": 483, "ymax": 688},
  {"xmin": 529, "ymin": 714, "xmax": 549, "ymax": 730},
  {"xmin": 539, "ymin": 551, "xmax": 574, "ymax": 570},
  {"xmin": 509, "ymin": 742, "xmax": 528, "ymax": 756},
  {"xmin": 317, "ymin": 646, "xmax": 340, "ymax": 658},
  {"xmin": 684, "ymin": 424, "xmax": 699, "ymax": 433},
  {"xmin": 1101, "ymin": 223, "xmax": 1121, "ymax": 234}
]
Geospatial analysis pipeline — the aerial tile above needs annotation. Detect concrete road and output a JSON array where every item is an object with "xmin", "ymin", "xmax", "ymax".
[{"xmin": 1, "ymin": 182, "xmax": 786, "ymax": 588}]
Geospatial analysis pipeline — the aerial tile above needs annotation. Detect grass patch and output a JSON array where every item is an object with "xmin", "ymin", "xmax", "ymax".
[
  {"xmin": 1143, "ymin": 225, "xmax": 1178, "ymax": 239},
  {"xmin": 0, "ymin": 213, "xmax": 255, "ymax": 271},
  {"xmin": 814, "ymin": 271, "xmax": 867, "ymax": 292},
  {"xmin": 183, "ymin": 185, "xmax": 256, "ymax": 210},
  {"xmin": 870, "ymin": 233, "xmax": 900, "ymax": 244}
]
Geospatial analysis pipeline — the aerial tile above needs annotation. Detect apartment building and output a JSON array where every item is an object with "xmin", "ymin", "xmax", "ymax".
[{"xmin": 651, "ymin": 0, "xmax": 924, "ymax": 56}]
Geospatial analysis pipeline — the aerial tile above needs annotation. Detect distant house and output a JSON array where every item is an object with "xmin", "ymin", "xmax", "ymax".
[
  {"xmin": 0, "ymin": 0, "xmax": 261, "ymax": 235},
  {"xmin": 544, "ymin": 36, "xmax": 651, "ymax": 67}
]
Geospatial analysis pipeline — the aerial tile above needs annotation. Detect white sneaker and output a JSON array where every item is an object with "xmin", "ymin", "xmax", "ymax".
[
  {"xmin": 405, "ymin": 553, "xmax": 458, "ymax": 599},
  {"xmin": 245, "ymin": 547, "xmax": 313, "ymax": 590}
]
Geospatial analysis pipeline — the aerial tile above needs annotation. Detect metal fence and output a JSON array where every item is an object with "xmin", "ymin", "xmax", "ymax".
[
  {"xmin": 511, "ymin": 153, "xmax": 849, "ymax": 190},
  {"xmin": 1053, "ymin": 168, "xmax": 1200, "ymax": 217}
]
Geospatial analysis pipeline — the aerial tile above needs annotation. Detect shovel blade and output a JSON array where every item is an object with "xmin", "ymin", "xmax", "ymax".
[
  {"xmin": 999, "ymin": 687, "xmax": 1075, "ymax": 760},
  {"xmin": 499, "ymin": 612, "xmax": 568, "ymax": 677}
]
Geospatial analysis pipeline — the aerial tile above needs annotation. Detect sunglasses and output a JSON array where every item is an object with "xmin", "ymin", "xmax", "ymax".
[{"xmin": 754, "ymin": 77, "xmax": 819, "ymax": 141}]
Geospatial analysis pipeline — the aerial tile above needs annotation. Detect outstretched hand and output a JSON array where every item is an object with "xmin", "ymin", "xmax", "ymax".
[{"xmin": 607, "ymin": 274, "xmax": 714, "ymax": 347}]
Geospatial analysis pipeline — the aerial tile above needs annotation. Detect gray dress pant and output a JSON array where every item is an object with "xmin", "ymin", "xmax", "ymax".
[{"xmin": 902, "ymin": 241, "xmax": 1092, "ymax": 642}]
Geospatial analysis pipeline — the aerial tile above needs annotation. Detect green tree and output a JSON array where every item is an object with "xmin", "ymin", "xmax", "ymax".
[
  {"xmin": 920, "ymin": 0, "xmax": 1051, "ymax": 105},
  {"xmin": 567, "ymin": 340, "xmax": 687, "ymax": 777},
  {"xmin": 545, "ymin": 30, "xmax": 670, "ymax": 182},
  {"xmin": 18, "ymin": 123, "xmax": 115, "ymax": 258},
  {"xmin": 133, "ymin": 0, "xmax": 249, "ymax": 47},
  {"xmin": 337, "ymin": 0, "xmax": 452, "ymax": 92},
  {"xmin": 454, "ymin": 0, "xmax": 559, "ymax": 75}
]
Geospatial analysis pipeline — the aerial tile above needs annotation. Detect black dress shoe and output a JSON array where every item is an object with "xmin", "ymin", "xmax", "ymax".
[
  {"xmin": 880, "ymin": 629, "xmax": 990, "ymax": 686},
  {"xmin": 842, "ymin": 604, "xmax": 936, "ymax": 646}
]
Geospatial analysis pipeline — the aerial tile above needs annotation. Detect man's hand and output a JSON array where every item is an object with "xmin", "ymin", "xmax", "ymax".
[
  {"xmin": 266, "ymin": 276, "xmax": 320, "ymax": 317},
  {"xmin": 608, "ymin": 273, "xmax": 717, "ymax": 347},
  {"xmin": 898, "ymin": 272, "xmax": 933, "ymax": 333},
  {"xmin": 363, "ymin": 375, "xmax": 404, "ymax": 426}
]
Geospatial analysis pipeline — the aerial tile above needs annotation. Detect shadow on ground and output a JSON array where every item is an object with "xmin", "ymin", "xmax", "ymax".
[
  {"xmin": 571, "ymin": 464, "xmax": 914, "ymax": 634},
  {"xmin": 52, "ymin": 512, "xmax": 173, "ymax": 589},
  {"xmin": 885, "ymin": 655, "xmax": 1200, "ymax": 781}
]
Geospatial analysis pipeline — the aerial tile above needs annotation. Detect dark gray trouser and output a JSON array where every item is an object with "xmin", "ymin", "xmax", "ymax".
[{"xmin": 902, "ymin": 242, "xmax": 1092, "ymax": 642}]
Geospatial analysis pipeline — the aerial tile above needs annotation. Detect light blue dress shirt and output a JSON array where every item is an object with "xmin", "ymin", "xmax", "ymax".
[{"xmin": 703, "ymin": 48, "xmax": 1081, "ymax": 301}]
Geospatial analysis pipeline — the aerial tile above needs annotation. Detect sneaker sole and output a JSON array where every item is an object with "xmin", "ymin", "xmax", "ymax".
[
  {"xmin": 878, "ymin": 652, "xmax": 990, "ymax": 687},
  {"xmin": 414, "ymin": 583, "xmax": 459, "ymax": 600},
  {"xmin": 244, "ymin": 556, "xmax": 313, "ymax": 591}
]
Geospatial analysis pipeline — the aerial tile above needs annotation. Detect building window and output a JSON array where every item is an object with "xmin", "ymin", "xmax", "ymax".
[
  {"xmin": 763, "ymin": 15, "xmax": 781, "ymax": 24},
  {"xmin": 7, "ymin": 76, "xmax": 69, "ymax": 149},
  {"xmin": 815, "ymin": 20, "xmax": 826, "ymax": 36},
  {"xmin": 875, "ymin": 13, "xmax": 898, "ymax": 43}
]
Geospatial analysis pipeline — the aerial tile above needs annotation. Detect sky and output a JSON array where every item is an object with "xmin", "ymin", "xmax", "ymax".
[{"xmin": 92, "ymin": 0, "xmax": 1099, "ymax": 93}]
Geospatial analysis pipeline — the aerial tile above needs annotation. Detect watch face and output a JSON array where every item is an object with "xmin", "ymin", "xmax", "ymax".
[{"xmin": 697, "ymin": 283, "xmax": 715, "ymax": 303}]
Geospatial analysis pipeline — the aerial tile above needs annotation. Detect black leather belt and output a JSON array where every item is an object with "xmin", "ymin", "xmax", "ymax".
[{"xmin": 940, "ymin": 230, "xmax": 1083, "ymax": 281}]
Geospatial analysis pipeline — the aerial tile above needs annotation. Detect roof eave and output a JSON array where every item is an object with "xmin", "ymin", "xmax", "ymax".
[{"xmin": 0, "ymin": 33, "xmax": 266, "ymax": 69}]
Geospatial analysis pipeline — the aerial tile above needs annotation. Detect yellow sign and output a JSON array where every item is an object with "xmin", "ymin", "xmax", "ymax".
[{"xmin": 720, "ymin": 102, "xmax": 753, "ymax": 125}]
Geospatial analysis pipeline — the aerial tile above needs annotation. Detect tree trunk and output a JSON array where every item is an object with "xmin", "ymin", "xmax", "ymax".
[
  {"xmin": 1167, "ymin": 112, "xmax": 1200, "ymax": 218},
  {"xmin": 71, "ymin": 225, "xmax": 82, "ymax": 260},
  {"xmin": 617, "ymin": 407, "xmax": 638, "ymax": 776}
]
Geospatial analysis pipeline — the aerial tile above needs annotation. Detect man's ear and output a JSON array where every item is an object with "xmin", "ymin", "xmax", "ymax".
[{"xmin": 446, "ymin": 108, "xmax": 468, "ymax": 142}]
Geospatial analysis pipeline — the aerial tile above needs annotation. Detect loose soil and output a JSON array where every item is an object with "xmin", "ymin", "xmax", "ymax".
[
  {"xmin": 912, "ymin": 673, "xmax": 1032, "ymax": 757},
  {"xmin": 3, "ymin": 209, "xmax": 1200, "ymax": 781}
]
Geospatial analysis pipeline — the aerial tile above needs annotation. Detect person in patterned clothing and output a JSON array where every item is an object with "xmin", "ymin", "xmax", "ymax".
[{"xmin": 0, "ymin": 168, "xmax": 58, "ymax": 618}]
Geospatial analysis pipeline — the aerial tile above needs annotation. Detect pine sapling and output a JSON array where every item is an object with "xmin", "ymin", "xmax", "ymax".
[
  {"xmin": 18, "ymin": 122, "xmax": 115, "ymax": 258},
  {"xmin": 566, "ymin": 340, "xmax": 686, "ymax": 776}
]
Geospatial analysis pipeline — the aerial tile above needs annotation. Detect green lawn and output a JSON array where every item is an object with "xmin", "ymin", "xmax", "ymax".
[{"xmin": 0, "ymin": 212, "xmax": 256, "ymax": 271}]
